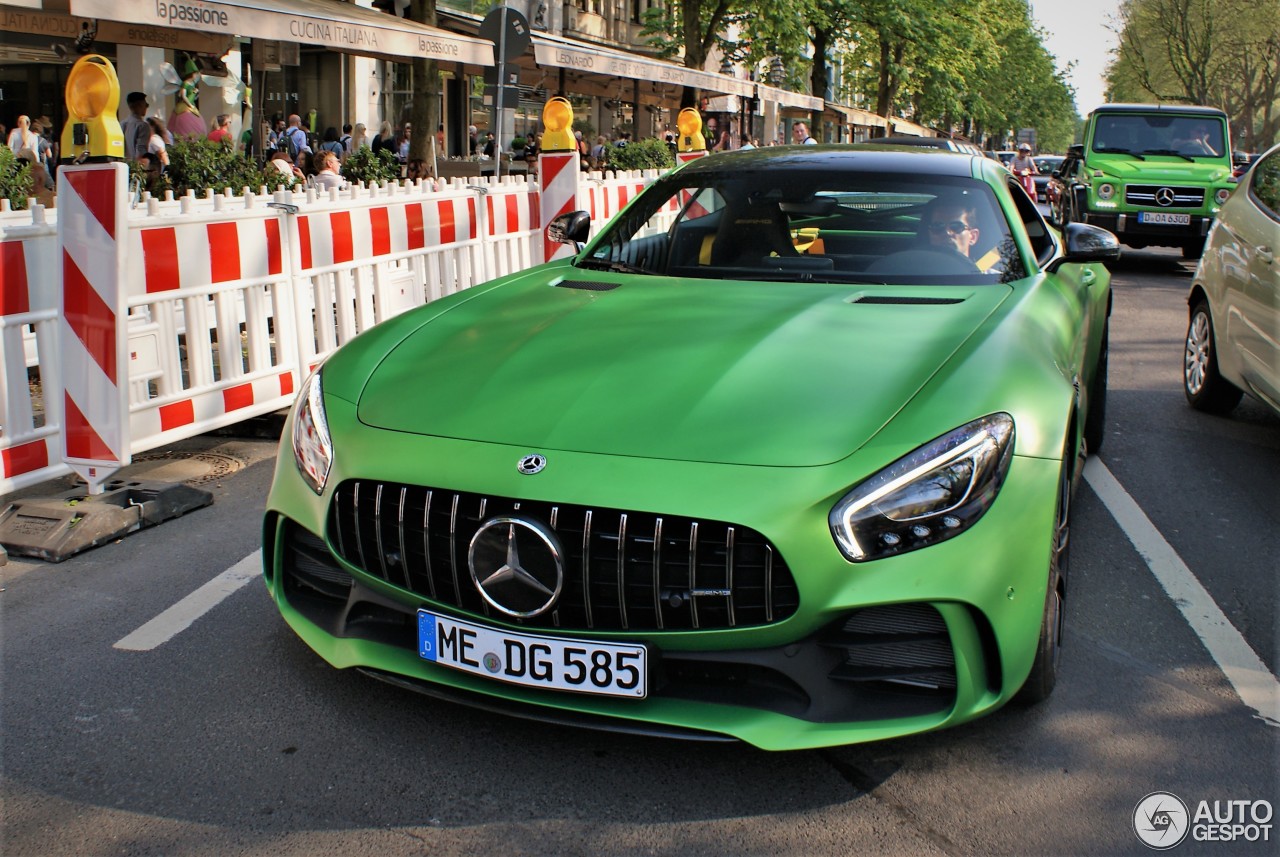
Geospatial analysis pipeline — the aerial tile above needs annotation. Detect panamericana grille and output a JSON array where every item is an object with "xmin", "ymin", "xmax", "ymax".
[
  {"xmin": 327, "ymin": 481, "xmax": 800, "ymax": 632},
  {"xmin": 1125, "ymin": 185, "xmax": 1205, "ymax": 208}
]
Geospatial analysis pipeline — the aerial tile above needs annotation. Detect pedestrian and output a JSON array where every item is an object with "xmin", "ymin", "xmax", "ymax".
[
  {"xmin": 310, "ymin": 150, "xmax": 346, "ymax": 191},
  {"xmin": 792, "ymin": 122, "xmax": 816, "ymax": 145},
  {"xmin": 319, "ymin": 127, "xmax": 345, "ymax": 161},
  {"xmin": 468, "ymin": 124, "xmax": 478, "ymax": 156},
  {"xmin": 16, "ymin": 148, "xmax": 56, "ymax": 208},
  {"xmin": 207, "ymin": 113, "xmax": 232, "ymax": 144},
  {"xmin": 405, "ymin": 158, "xmax": 430, "ymax": 182},
  {"xmin": 372, "ymin": 121, "xmax": 395, "ymax": 156},
  {"xmin": 147, "ymin": 117, "xmax": 170, "ymax": 169},
  {"xmin": 28, "ymin": 117, "xmax": 55, "ymax": 176},
  {"xmin": 121, "ymin": 93, "xmax": 152, "ymax": 159},
  {"xmin": 282, "ymin": 114, "xmax": 311, "ymax": 167},
  {"xmin": 268, "ymin": 149, "xmax": 304, "ymax": 182},
  {"xmin": 395, "ymin": 123, "xmax": 412, "ymax": 164},
  {"xmin": 482, "ymin": 131, "xmax": 495, "ymax": 158},
  {"xmin": 435, "ymin": 123, "xmax": 445, "ymax": 156},
  {"xmin": 351, "ymin": 122, "xmax": 368, "ymax": 152},
  {"xmin": 340, "ymin": 123, "xmax": 353, "ymax": 155}
]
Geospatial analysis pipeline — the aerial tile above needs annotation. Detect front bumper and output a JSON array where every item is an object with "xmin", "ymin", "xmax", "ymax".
[
  {"xmin": 263, "ymin": 399, "xmax": 1061, "ymax": 751},
  {"xmin": 1083, "ymin": 210, "xmax": 1213, "ymax": 246}
]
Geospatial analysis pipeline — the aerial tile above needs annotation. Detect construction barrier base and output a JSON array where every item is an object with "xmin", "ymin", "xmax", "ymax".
[{"xmin": 0, "ymin": 481, "xmax": 213, "ymax": 563}]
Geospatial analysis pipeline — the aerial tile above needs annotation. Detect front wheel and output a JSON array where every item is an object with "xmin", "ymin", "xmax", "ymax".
[
  {"xmin": 1184, "ymin": 300, "xmax": 1243, "ymax": 414},
  {"xmin": 1014, "ymin": 463, "xmax": 1069, "ymax": 705}
]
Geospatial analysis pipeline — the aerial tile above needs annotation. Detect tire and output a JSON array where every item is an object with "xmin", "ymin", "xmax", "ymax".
[
  {"xmin": 1083, "ymin": 323, "xmax": 1108, "ymax": 455},
  {"xmin": 1182, "ymin": 238, "xmax": 1206, "ymax": 260},
  {"xmin": 1184, "ymin": 300, "xmax": 1243, "ymax": 414},
  {"xmin": 1014, "ymin": 462, "xmax": 1069, "ymax": 705}
]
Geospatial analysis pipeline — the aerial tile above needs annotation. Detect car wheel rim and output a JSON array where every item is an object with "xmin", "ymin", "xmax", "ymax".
[{"xmin": 1185, "ymin": 311, "xmax": 1211, "ymax": 395}]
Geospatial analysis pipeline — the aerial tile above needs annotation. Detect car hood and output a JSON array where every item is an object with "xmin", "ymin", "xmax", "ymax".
[
  {"xmin": 1089, "ymin": 157, "xmax": 1231, "ymax": 183},
  {"xmin": 356, "ymin": 273, "xmax": 1010, "ymax": 466}
]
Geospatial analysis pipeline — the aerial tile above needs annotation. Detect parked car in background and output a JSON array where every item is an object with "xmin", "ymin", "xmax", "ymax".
[
  {"xmin": 1033, "ymin": 155, "xmax": 1065, "ymax": 202},
  {"xmin": 1184, "ymin": 141, "xmax": 1280, "ymax": 416},
  {"xmin": 1232, "ymin": 151, "xmax": 1260, "ymax": 180},
  {"xmin": 264, "ymin": 147, "xmax": 1121, "ymax": 750},
  {"xmin": 864, "ymin": 135, "xmax": 985, "ymax": 156},
  {"xmin": 992, "ymin": 150, "xmax": 1018, "ymax": 167}
]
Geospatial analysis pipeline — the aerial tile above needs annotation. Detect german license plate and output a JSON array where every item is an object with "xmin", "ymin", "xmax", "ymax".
[
  {"xmin": 418, "ymin": 610, "xmax": 647, "ymax": 699},
  {"xmin": 1137, "ymin": 211, "xmax": 1191, "ymax": 225}
]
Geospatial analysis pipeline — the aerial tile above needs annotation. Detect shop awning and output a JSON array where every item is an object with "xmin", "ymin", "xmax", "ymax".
[
  {"xmin": 826, "ymin": 102, "xmax": 889, "ymax": 129},
  {"xmin": 67, "ymin": 0, "xmax": 494, "ymax": 65},
  {"xmin": 757, "ymin": 83, "xmax": 822, "ymax": 112},
  {"xmin": 1, "ymin": 5, "xmax": 233, "ymax": 55},
  {"xmin": 531, "ymin": 34, "xmax": 753, "ymax": 98},
  {"xmin": 888, "ymin": 117, "xmax": 937, "ymax": 137}
]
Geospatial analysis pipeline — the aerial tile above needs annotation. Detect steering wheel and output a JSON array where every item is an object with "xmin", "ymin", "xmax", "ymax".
[{"xmin": 864, "ymin": 248, "xmax": 981, "ymax": 276}]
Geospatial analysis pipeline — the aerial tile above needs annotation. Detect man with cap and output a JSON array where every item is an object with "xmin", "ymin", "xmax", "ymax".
[{"xmin": 122, "ymin": 91, "xmax": 152, "ymax": 160}]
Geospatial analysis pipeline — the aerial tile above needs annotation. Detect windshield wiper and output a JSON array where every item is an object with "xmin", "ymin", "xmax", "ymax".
[
  {"xmin": 1093, "ymin": 147, "xmax": 1146, "ymax": 160},
  {"xmin": 1142, "ymin": 148, "xmax": 1196, "ymax": 162},
  {"xmin": 576, "ymin": 258, "xmax": 651, "ymax": 274}
]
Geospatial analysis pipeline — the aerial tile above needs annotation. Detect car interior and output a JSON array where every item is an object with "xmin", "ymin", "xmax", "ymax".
[{"xmin": 580, "ymin": 173, "xmax": 1036, "ymax": 284}]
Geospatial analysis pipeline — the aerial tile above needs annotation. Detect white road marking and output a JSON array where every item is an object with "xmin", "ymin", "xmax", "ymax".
[
  {"xmin": 114, "ymin": 551, "xmax": 262, "ymax": 652},
  {"xmin": 1083, "ymin": 457, "xmax": 1280, "ymax": 727}
]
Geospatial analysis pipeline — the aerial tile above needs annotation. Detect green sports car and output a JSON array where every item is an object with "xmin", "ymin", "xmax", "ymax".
[{"xmin": 263, "ymin": 147, "xmax": 1120, "ymax": 750}]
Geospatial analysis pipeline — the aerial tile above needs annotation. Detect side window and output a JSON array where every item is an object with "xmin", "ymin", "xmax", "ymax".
[
  {"xmin": 1249, "ymin": 149, "xmax": 1280, "ymax": 222},
  {"xmin": 1007, "ymin": 177, "xmax": 1056, "ymax": 268}
]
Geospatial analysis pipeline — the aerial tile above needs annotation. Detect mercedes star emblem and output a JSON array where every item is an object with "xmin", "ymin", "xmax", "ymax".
[
  {"xmin": 517, "ymin": 454, "xmax": 546, "ymax": 475},
  {"xmin": 468, "ymin": 516, "xmax": 564, "ymax": 617},
  {"xmin": 1155, "ymin": 187, "xmax": 1176, "ymax": 207}
]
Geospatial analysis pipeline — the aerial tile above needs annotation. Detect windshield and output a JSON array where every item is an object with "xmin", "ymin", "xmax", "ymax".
[
  {"xmin": 578, "ymin": 171, "xmax": 1025, "ymax": 285},
  {"xmin": 1090, "ymin": 114, "xmax": 1227, "ymax": 158}
]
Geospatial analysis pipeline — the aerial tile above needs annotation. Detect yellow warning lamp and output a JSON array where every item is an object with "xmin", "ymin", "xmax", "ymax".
[
  {"xmin": 61, "ymin": 54, "xmax": 124, "ymax": 163},
  {"xmin": 677, "ymin": 108, "xmax": 705, "ymax": 153},
  {"xmin": 541, "ymin": 96, "xmax": 576, "ymax": 152}
]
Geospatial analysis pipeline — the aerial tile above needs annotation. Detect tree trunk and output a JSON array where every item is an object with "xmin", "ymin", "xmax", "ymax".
[
  {"xmin": 810, "ymin": 28, "xmax": 830, "ymax": 134},
  {"xmin": 408, "ymin": 0, "xmax": 441, "ymax": 175}
]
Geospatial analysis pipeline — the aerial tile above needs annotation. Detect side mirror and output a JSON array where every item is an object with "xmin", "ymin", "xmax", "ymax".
[
  {"xmin": 1047, "ymin": 222, "xmax": 1121, "ymax": 271},
  {"xmin": 548, "ymin": 210, "xmax": 591, "ymax": 248},
  {"xmin": 1233, "ymin": 151, "xmax": 1249, "ymax": 166}
]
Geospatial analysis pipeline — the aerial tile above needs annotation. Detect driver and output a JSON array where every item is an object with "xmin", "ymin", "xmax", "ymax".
[{"xmin": 923, "ymin": 199, "xmax": 1003, "ymax": 273}]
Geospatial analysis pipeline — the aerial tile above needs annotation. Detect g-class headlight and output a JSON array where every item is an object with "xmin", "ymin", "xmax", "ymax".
[
  {"xmin": 292, "ymin": 370, "xmax": 333, "ymax": 494},
  {"xmin": 1214, "ymin": 187, "xmax": 1232, "ymax": 205},
  {"xmin": 830, "ymin": 414, "xmax": 1015, "ymax": 562},
  {"xmin": 1097, "ymin": 183, "xmax": 1116, "ymax": 201}
]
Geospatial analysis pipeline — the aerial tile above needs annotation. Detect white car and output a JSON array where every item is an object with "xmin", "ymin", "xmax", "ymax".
[{"xmin": 1184, "ymin": 142, "xmax": 1280, "ymax": 415}]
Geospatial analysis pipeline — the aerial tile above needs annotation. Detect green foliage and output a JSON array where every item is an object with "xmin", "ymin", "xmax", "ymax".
[
  {"xmin": 341, "ymin": 146, "xmax": 400, "ymax": 184},
  {"xmin": 0, "ymin": 147, "xmax": 34, "ymax": 210},
  {"xmin": 605, "ymin": 137, "xmax": 675, "ymax": 171},
  {"xmin": 510, "ymin": 136, "xmax": 528, "ymax": 152},
  {"xmin": 165, "ymin": 138, "xmax": 293, "ymax": 195}
]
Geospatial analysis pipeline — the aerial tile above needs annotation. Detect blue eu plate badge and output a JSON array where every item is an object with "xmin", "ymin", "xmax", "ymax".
[{"xmin": 418, "ymin": 612, "xmax": 437, "ymax": 661}]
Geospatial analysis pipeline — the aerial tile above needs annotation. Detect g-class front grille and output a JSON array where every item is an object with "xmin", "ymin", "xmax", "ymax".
[
  {"xmin": 327, "ymin": 481, "xmax": 800, "ymax": 632},
  {"xmin": 1125, "ymin": 185, "xmax": 1205, "ymax": 208}
]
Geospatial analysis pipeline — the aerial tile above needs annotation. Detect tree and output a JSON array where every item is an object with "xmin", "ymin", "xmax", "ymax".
[{"xmin": 407, "ymin": 0, "xmax": 442, "ymax": 173}]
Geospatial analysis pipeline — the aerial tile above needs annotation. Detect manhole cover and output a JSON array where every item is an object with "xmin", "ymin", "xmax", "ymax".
[{"xmin": 126, "ymin": 451, "xmax": 245, "ymax": 485}]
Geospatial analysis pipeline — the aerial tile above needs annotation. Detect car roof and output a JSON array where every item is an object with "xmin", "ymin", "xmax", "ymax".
[
  {"xmin": 675, "ymin": 145, "xmax": 985, "ymax": 179},
  {"xmin": 1089, "ymin": 103, "xmax": 1228, "ymax": 118}
]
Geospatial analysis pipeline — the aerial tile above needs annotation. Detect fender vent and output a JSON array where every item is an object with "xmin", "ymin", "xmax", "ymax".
[{"xmin": 854, "ymin": 295, "xmax": 963, "ymax": 305}]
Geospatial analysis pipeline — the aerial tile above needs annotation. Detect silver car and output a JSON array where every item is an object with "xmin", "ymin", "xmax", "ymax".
[{"xmin": 1184, "ymin": 141, "xmax": 1280, "ymax": 415}]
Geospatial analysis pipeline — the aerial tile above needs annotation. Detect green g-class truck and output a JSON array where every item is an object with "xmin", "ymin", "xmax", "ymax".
[{"xmin": 1053, "ymin": 104, "xmax": 1236, "ymax": 259}]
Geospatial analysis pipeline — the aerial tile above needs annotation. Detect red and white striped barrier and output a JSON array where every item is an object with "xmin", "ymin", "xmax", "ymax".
[
  {"xmin": 59, "ymin": 164, "xmax": 130, "ymax": 494},
  {"xmin": 0, "ymin": 210, "xmax": 65, "ymax": 493},
  {"xmin": 539, "ymin": 151, "xmax": 582, "ymax": 263}
]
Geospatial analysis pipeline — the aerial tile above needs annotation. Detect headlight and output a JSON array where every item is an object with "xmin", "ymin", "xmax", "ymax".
[
  {"xmin": 1096, "ymin": 183, "xmax": 1116, "ymax": 201},
  {"xmin": 829, "ymin": 414, "xmax": 1015, "ymax": 562},
  {"xmin": 1215, "ymin": 187, "xmax": 1232, "ymax": 205},
  {"xmin": 292, "ymin": 370, "xmax": 333, "ymax": 494}
]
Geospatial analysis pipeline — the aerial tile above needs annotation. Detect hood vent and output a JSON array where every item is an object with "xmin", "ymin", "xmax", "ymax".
[
  {"xmin": 556, "ymin": 280, "xmax": 620, "ymax": 291},
  {"xmin": 854, "ymin": 295, "xmax": 964, "ymax": 305}
]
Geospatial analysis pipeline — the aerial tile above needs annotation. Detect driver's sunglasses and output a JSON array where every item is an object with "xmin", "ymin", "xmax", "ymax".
[{"xmin": 928, "ymin": 220, "xmax": 972, "ymax": 236}]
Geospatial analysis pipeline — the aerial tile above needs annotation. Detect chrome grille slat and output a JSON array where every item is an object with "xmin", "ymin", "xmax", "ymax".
[
  {"xmin": 396, "ymin": 487, "xmax": 411, "ymax": 589},
  {"xmin": 373, "ymin": 484, "xmax": 389, "ymax": 580},
  {"xmin": 652, "ymin": 517, "xmax": 664, "ymax": 631},
  {"xmin": 422, "ymin": 490, "xmax": 436, "ymax": 600},
  {"xmin": 689, "ymin": 521, "xmax": 699, "ymax": 630},
  {"xmin": 329, "ymin": 482, "xmax": 799, "ymax": 632},
  {"xmin": 726, "ymin": 527, "xmax": 736, "ymax": 627},
  {"xmin": 617, "ymin": 513, "xmax": 629, "ymax": 630},
  {"xmin": 582, "ymin": 510, "xmax": 594, "ymax": 629}
]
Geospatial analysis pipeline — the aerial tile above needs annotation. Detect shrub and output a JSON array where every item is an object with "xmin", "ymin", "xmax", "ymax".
[
  {"xmin": 341, "ymin": 146, "xmax": 400, "ymax": 185},
  {"xmin": 510, "ymin": 136, "xmax": 527, "ymax": 153},
  {"xmin": 165, "ymin": 138, "xmax": 284, "ymax": 196},
  {"xmin": 0, "ymin": 147, "xmax": 35, "ymax": 210},
  {"xmin": 605, "ymin": 137, "xmax": 674, "ymax": 171}
]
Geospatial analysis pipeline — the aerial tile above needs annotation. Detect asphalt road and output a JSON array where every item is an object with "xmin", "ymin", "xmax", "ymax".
[{"xmin": 2, "ymin": 247, "xmax": 1277, "ymax": 856}]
